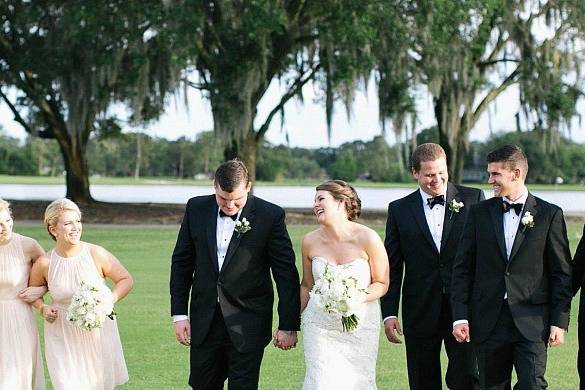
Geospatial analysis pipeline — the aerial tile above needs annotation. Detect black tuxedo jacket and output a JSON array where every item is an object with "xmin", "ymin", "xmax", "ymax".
[
  {"xmin": 170, "ymin": 194, "xmax": 300, "ymax": 352},
  {"xmin": 572, "ymin": 224, "xmax": 585, "ymax": 323},
  {"xmin": 381, "ymin": 182, "xmax": 484, "ymax": 337},
  {"xmin": 451, "ymin": 193, "xmax": 572, "ymax": 343}
]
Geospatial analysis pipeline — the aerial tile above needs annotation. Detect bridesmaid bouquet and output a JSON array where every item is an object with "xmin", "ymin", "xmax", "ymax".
[
  {"xmin": 310, "ymin": 264, "xmax": 367, "ymax": 332},
  {"xmin": 67, "ymin": 282, "xmax": 115, "ymax": 331}
]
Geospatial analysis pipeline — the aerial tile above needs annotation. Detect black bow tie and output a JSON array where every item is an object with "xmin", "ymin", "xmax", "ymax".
[
  {"xmin": 502, "ymin": 201, "xmax": 523, "ymax": 215},
  {"xmin": 427, "ymin": 195, "xmax": 445, "ymax": 209},
  {"xmin": 219, "ymin": 209, "xmax": 238, "ymax": 221}
]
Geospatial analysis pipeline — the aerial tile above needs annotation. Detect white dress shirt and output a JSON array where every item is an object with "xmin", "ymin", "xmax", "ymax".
[
  {"xmin": 173, "ymin": 209, "xmax": 242, "ymax": 323},
  {"xmin": 384, "ymin": 188, "xmax": 447, "ymax": 324}
]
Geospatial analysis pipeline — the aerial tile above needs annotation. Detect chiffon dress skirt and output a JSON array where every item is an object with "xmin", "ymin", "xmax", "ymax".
[
  {"xmin": 45, "ymin": 244, "xmax": 128, "ymax": 390},
  {"xmin": 0, "ymin": 233, "xmax": 45, "ymax": 390}
]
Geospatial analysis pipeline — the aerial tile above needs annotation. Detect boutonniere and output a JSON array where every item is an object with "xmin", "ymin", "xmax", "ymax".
[
  {"xmin": 521, "ymin": 211, "xmax": 534, "ymax": 232},
  {"xmin": 448, "ymin": 199, "xmax": 464, "ymax": 218},
  {"xmin": 234, "ymin": 217, "xmax": 251, "ymax": 237}
]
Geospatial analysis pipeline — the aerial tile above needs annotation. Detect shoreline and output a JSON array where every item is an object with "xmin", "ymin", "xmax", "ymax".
[{"xmin": 8, "ymin": 200, "xmax": 585, "ymax": 225}]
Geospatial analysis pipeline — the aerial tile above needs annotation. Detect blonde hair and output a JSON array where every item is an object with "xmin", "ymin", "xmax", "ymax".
[
  {"xmin": 0, "ymin": 199, "xmax": 11, "ymax": 215},
  {"xmin": 44, "ymin": 198, "xmax": 82, "ymax": 241}
]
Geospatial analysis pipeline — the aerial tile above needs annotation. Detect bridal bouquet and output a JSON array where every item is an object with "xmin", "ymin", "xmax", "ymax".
[
  {"xmin": 310, "ymin": 264, "xmax": 367, "ymax": 332},
  {"xmin": 67, "ymin": 282, "xmax": 115, "ymax": 331}
]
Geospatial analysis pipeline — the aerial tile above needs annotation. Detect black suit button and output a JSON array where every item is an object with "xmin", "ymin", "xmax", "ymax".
[
  {"xmin": 505, "ymin": 271, "xmax": 510, "ymax": 276},
  {"xmin": 439, "ymin": 263, "xmax": 444, "ymax": 268},
  {"xmin": 218, "ymin": 281, "xmax": 223, "ymax": 286}
]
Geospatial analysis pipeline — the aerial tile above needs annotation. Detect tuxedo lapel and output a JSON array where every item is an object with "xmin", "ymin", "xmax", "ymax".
[
  {"xmin": 206, "ymin": 200, "xmax": 220, "ymax": 274},
  {"xmin": 220, "ymin": 195, "xmax": 257, "ymax": 273},
  {"xmin": 409, "ymin": 191, "xmax": 438, "ymax": 254},
  {"xmin": 489, "ymin": 199, "xmax": 508, "ymax": 262},
  {"xmin": 440, "ymin": 182, "xmax": 458, "ymax": 251},
  {"xmin": 508, "ymin": 193, "xmax": 538, "ymax": 262}
]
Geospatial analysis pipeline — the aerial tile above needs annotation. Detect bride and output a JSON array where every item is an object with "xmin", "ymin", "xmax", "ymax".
[{"xmin": 300, "ymin": 180, "xmax": 389, "ymax": 389}]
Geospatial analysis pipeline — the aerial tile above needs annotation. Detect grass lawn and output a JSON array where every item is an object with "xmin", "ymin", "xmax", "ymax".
[
  {"xmin": 3, "ymin": 174, "xmax": 585, "ymax": 191},
  {"xmin": 14, "ymin": 223, "xmax": 584, "ymax": 389}
]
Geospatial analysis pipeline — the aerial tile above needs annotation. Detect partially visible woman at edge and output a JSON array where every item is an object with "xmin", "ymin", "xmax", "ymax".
[
  {"xmin": 29, "ymin": 198, "xmax": 134, "ymax": 389},
  {"xmin": 299, "ymin": 180, "xmax": 389, "ymax": 389},
  {"xmin": 0, "ymin": 199, "xmax": 46, "ymax": 390}
]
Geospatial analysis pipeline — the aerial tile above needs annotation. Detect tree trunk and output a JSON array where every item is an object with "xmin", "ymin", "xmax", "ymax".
[
  {"xmin": 56, "ymin": 136, "xmax": 93, "ymax": 204},
  {"xmin": 134, "ymin": 133, "xmax": 141, "ymax": 179}
]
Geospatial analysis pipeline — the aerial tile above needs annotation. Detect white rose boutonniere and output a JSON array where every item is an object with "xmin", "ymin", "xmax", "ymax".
[
  {"xmin": 521, "ymin": 211, "xmax": 534, "ymax": 232},
  {"xmin": 448, "ymin": 199, "xmax": 464, "ymax": 218},
  {"xmin": 235, "ymin": 217, "xmax": 251, "ymax": 237}
]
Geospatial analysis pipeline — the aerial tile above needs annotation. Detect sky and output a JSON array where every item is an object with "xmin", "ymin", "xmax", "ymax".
[{"xmin": 1, "ymin": 76, "xmax": 584, "ymax": 148}]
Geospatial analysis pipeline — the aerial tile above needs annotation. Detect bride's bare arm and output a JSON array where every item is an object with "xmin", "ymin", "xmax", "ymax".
[
  {"xmin": 364, "ymin": 229, "xmax": 389, "ymax": 302},
  {"xmin": 300, "ymin": 235, "xmax": 315, "ymax": 312}
]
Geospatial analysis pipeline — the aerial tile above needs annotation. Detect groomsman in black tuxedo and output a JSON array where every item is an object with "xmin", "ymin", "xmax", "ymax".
[
  {"xmin": 381, "ymin": 143, "xmax": 484, "ymax": 390},
  {"xmin": 170, "ymin": 159, "xmax": 300, "ymax": 389},
  {"xmin": 452, "ymin": 145, "xmax": 572, "ymax": 389},
  {"xmin": 572, "ymin": 224, "xmax": 585, "ymax": 389}
]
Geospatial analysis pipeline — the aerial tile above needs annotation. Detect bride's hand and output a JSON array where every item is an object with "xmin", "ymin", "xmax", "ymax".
[{"xmin": 41, "ymin": 304, "xmax": 58, "ymax": 323}]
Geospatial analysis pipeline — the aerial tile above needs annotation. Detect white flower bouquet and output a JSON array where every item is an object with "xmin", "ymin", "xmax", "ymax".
[
  {"xmin": 67, "ymin": 282, "xmax": 115, "ymax": 331},
  {"xmin": 310, "ymin": 264, "xmax": 367, "ymax": 332}
]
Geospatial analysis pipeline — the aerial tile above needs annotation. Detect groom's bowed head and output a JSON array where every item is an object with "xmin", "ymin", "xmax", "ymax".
[
  {"xmin": 411, "ymin": 143, "xmax": 449, "ymax": 198},
  {"xmin": 214, "ymin": 159, "xmax": 252, "ymax": 217}
]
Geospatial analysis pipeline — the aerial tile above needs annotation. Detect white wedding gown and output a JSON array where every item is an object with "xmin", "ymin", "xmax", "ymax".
[{"xmin": 302, "ymin": 257, "xmax": 381, "ymax": 390}]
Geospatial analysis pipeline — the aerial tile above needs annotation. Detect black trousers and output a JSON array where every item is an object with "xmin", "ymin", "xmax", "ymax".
[
  {"xmin": 404, "ymin": 295, "xmax": 477, "ymax": 390},
  {"xmin": 189, "ymin": 305, "xmax": 264, "ymax": 389},
  {"xmin": 578, "ymin": 320, "xmax": 585, "ymax": 390},
  {"xmin": 475, "ymin": 301, "xmax": 548, "ymax": 390}
]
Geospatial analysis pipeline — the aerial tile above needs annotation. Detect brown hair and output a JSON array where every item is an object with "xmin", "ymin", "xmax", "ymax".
[
  {"xmin": 486, "ymin": 144, "xmax": 528, "ymax": 179},
  {"xmin": 316, "ymin": 180, "xmax": 361, "ymax": 221},
  {"xmin": 43, "ymin": 198, "xmax": 82, "ymax": 241},
  {"xmin": 214, "ymin": 159, "xmax": 250, "ymax": 192},
  {"xmin": 411, "ymin": 143, "xmax": 447, "ymax": 171}
]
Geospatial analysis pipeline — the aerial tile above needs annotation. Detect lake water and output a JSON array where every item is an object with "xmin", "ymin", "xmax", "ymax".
[{"xmin": 1, "ymin": 184, "xmax": 584, "ymax": 212}]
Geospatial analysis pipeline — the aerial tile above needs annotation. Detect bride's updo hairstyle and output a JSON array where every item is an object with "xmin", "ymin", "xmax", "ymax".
[
  {"xmin": 316, "ymin": 180, "xmax": 361, "ymax": 221},
  {"xmin": 44, "ymin": 198, "xmax": 82, "ymax": 241}
]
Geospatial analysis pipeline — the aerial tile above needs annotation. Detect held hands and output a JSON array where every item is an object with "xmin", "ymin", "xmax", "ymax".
[
  {"xmin": 549, "ymin": 326, "xmax": 565, "ymax": 347},
  {"xmin": 19, "ymin": 286, "xmax": 47, "ymax": 303},
  {"xmin": 272, "ymin": 329, "xmax": 297, "ymax": 351},
  {"xmin": 452, "ymin": 323, "xmax": 470, "ymax": 343},
  {"xmin": 384, "ymin": 318, "xmax": 403, "ymax": 344},
  {"xmin": 174, "ymin": 319, "xmax": 191, "ymax": 346},
  {"xmin": 41, "ymin": 304, "xmax": 58, "ymax": 323}
]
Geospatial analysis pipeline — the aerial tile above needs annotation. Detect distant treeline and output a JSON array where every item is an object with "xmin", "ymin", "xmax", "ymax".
[{"xmin": 2, "ymin": 128, "xmax": 585, "ymax": 184}]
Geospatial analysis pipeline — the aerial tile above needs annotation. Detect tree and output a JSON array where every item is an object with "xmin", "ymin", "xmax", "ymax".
[
  {"xmin": 0, "ymin": 1, "xmax": 178, "ymax": 203},
  {"xmin": 170, "ymin": 1, "xmax": 393, "ymax": 180},
  {"xmin": 382, "ymin": 1, "xmax": 585, "ymax": 182}
]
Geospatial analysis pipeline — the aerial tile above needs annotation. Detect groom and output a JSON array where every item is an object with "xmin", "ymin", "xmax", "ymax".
[
  {"xmin": 381, "ymin": 143, "xmax": 484, "ymax": 389},
  {"xmin": 170, "ymin": 159, "xmax": 300, "ymax": 389},
  {"xmin": 451, "ymin": 145, "xmax": 572, "ymax": 389}
]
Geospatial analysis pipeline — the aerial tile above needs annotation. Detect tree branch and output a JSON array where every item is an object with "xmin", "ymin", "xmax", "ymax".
[
  {"xmin": 0, "ymin": 87, "xmax": 34, "ymax": 135},
  {"xmin": 255, "ymin": 63, "xmax": 322, "ymax": 141},
  {"xmin": 467, "ymin": 67, "xmax": 519, "ymax": 132}
]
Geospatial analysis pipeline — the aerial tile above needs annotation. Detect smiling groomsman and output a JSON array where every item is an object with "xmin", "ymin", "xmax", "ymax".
[
  {"xmin": 451, "ymin": 145, "xmax": 572, "ymax": 389},
  {"xmin": 170, "ymin": 159, "xmax": 300, "ymax": 389},
  {"xmin": 381, "ymin": 143, "xmax": 484, "ymax": 390}
]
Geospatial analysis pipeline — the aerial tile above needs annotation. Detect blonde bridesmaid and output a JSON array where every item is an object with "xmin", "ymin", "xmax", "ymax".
[
  {"xmin": 0, "ymin": 199, "xmax": 45, "ymax": 390},
  {"xmin": 30, "ymin": 198, "xmax": 133, "ymax": 389}
]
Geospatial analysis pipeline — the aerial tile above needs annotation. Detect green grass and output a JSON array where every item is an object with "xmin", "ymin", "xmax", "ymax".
[
  {"xmin": 14, "ymin": 223, "xmax": 585, "ymax": 389},
  {"xmin": 3, "ymin": 174, "xmax": 585, "ymax": 190}
]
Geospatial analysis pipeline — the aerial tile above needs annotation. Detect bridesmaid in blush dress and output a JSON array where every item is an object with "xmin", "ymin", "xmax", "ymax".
[
  {"xmin": 29, "ymin": 198, "xmax": 134, "ymax": 390},
  {"xmin": 0, "ymin": 199, "xmax": 46, "ymax": 390}
]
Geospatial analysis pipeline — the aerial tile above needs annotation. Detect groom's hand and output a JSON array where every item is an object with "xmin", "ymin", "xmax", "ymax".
[
  {"xmin": 272, "ymin": 329, "xmax": 297, "ymax": 350},
  {"xmin": 452, "ymin": 323, "xmax": 470, "ymax": 343},
  {"xmin": 384, "ymin": 318, "xmax": 403, "ymax": 344},
  {"xmin": 174, "ymin": 320, "xmax": 191, "ymax": 346},
  {"xmin": 548, "ymin": 326, "xmax": 565, "ymax": 347}
]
